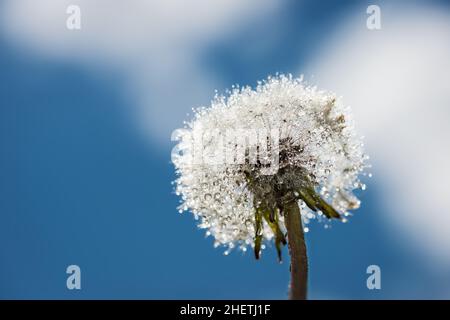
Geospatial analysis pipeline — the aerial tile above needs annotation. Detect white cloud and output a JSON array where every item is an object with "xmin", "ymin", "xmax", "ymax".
[
  {"xmin": 305, "ymin": 5, "xmax": 450, "ymax": 266},
  {"xmin": 0, "ymin": 0, "xmax": 279, "ymax": 143}
]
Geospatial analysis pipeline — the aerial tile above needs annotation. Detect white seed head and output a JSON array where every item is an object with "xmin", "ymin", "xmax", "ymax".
[{"xmin": 172, "ymin": 74, "xmax": 367, "ymax": 255}]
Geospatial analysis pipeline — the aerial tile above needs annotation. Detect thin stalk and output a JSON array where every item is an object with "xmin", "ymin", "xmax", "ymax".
[{"xmin": 284, "ymin": 200, "xmax": 308, "ymax": 300}]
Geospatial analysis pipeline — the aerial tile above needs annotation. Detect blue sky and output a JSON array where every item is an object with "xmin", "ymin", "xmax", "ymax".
[{"xmin": 1, "ymin": 0, "xmax": 450, "ymax": 299}]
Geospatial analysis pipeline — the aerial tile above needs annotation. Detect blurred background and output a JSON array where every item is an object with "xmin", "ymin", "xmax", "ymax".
[{"xmin": 1, "ymin": 0, "xmax": 450, "ymax": 299}]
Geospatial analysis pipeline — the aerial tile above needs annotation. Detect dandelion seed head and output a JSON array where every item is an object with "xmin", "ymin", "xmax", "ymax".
[{"xmin": 173, "ymin": 74, "xmax": 368, "ymax": 253}]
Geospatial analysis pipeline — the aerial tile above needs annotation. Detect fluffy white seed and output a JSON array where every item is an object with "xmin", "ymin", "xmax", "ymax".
[{"xmin": 173, "ymin": 74, "xmax": 367, "ymax": 253}]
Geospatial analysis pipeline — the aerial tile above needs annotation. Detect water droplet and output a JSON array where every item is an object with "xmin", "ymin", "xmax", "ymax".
[{"xmin": 204, "ymin": 193, "xmax": 212, "ymax": 201}]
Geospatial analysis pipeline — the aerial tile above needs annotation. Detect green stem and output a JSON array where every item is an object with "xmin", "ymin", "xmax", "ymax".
[{"xmin": 284, "ymin": 200, "xmax": 308, "ymax": 300}]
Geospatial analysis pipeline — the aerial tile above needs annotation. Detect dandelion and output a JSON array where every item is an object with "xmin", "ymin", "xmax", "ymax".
[{"xmin": 172, "ymin": 74, "xmax": 368, "ymax": 299}]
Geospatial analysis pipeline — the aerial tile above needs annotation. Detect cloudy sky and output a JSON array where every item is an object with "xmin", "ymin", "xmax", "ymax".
[{"xmin": 1, "ymin": 0, "xmax": 450, "ymax": 299}]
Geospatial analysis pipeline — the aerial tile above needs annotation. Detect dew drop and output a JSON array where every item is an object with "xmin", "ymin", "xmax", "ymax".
[{"xmin": 204, "ymin": 193, "xmax": 212, "ymax": 201}]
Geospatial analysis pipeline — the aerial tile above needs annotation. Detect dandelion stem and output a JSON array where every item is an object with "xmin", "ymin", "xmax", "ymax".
[{"xmin": 284, "ymin": 200, "xmax": 308, "ymax": 300}]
